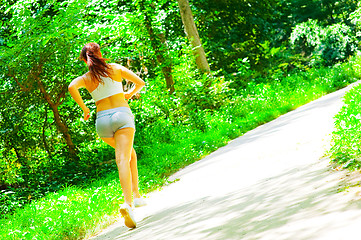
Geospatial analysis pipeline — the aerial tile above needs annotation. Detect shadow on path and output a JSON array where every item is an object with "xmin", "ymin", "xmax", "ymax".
[{"xmin": 92, "ymin": 160, "xmax": 361, "ymax": 240}]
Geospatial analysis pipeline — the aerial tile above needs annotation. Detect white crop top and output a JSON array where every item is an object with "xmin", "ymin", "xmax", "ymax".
[{"xmin": 90, "ymin": 76, "xmax": 124, "ymax": 102}]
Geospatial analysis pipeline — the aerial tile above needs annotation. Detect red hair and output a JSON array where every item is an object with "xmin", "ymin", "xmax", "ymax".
[{"xmin": 80, "ymin": 43, "xmax": 112, "ymax": 83}]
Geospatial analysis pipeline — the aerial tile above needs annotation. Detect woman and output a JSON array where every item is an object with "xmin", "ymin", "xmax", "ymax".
[{"xmin": 68, "ymin": 42, "xmax": 145, "ymax": 229}]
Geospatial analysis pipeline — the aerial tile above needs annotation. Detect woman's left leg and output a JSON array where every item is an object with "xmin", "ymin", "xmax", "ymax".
[
  {"xmin": 101, "ymin": 138, "xmax": 140, "ymax": 200},
  {"xmin": 112, "ymin": 127, "xmax": 134, "ymax": 206}
]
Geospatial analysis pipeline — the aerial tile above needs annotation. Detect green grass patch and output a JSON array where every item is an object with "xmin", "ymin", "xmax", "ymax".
[
  {"xmin": 1, "ymin": 173, "xmax": 134, "ymax": 240},
  {"xmin": 329, "ymin": 83, "xmax": 361, "ymax": 170}
]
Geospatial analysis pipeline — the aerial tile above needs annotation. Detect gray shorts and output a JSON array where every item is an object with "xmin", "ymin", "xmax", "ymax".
[{"xmin": 96, "ymin": 107, "xmax": 135, "ymax": 138}]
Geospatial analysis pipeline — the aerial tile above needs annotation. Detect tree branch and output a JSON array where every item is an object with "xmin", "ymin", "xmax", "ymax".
[{"xmin": 7, "ymin": 67, "xmax": 31, "ymax": 92}]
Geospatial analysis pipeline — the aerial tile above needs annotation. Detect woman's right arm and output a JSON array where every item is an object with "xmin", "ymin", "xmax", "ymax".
[{"xmin": 68, "ymin": 76, "xmax": 90, "ymax": 120}]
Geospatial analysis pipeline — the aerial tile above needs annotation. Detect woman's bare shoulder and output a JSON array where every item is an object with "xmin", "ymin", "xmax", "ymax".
[
  {"xmin": 109, "ymin": 63, "xmax": 123, "ymax": 69},
  {"xmin": 109, "ymin": 63, "xmax": 125, "ymax": 80}
]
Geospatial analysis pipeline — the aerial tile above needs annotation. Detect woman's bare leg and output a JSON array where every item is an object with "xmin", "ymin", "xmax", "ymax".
[
  {"xmin": 104, "ymin": 127, "xmax": 134, "ymax": 206},
  {"xmin": 102, "ymin": 137, "xmax": 140, "ymax": 200},
  {"xmin": 130, "ymin": 148, "xmax": 141, "ymax": 199}
]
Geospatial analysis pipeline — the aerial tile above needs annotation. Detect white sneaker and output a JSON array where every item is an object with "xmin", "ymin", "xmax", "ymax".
[
  {"xmin": 134, "ymin": 198, "xmax": 147, "ymax": 208},
  {"xmin": 119, "ymin": 203, "xmax": 136, "ymax": 228}
]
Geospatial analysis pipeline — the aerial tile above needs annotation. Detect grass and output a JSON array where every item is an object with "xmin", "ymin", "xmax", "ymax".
[
  {"xmin": 2, "ymin": 175, "xmax": 124, "ymax": 239},
  {"xmin": 329, "ymin": 83, "xmax": 361, "ymax": 170},
  {"xmin": 1, "ymin": 56, "xmax": 361, "ymax": 239}
]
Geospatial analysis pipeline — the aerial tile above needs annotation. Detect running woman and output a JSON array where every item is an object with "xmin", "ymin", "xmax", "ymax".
[{"xmin": 68, "ymin": 42, "xmax": 146, "ymax": 228}]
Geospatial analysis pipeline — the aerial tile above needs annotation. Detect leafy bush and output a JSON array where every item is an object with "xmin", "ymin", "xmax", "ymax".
[
  {"xmin": 320, "ymin": 24, "xmax": 357, "ymax": 65},
  {"xmin": 290, "ymin": 19, "xmax": 323, "ymax": 56},
  {"xmin": 350, "ymin": 6, "xmax": 361, "ymax": 37},
  {"xmin": 1, "ymin": 0, "xmax": 361, "ymax": 237},
  {"xmin": 290, "ymin": 19, "xmax": 358, "ymax": 66}
]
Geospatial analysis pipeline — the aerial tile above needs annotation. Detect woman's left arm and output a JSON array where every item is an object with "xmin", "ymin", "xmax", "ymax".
[
  {"xmin": 120, "ymin": 66, "xmax": 146, "ymax": 100},
  {"xmin": 68, "ymin": 76, "xmax": 90, "ymax": 120}
]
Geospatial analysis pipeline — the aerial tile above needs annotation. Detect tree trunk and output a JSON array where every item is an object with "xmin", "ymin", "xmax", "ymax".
[
  {"xmin": 38, "ymin": 80, "xmax": 78, "ymax": 159},
  {"xmin": 158, "ymin": 33, "xmax": 175, "ymax": 94},
  {"xmin": 139, "ymin": 1, "xmax": 175, "ymax": 94},
  {"xmin": 50, "ymin": 104, "xmax": 77, "ymax": 158},
  {"xmin": 177, "ymin": 0, "xmax": 210, "ymax": 73},
  {"xmin": 42, "ymin": 106, "xmax": 53, "ymax": 160}
]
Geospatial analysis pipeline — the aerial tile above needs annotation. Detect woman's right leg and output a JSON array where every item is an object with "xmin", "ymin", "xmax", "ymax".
[{"xmin": 102, "ymin": 128, "xmax": 138, "ymax": 228}]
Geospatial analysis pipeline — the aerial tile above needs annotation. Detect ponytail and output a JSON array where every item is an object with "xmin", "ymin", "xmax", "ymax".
[{"xmin": 80, "ymin": 43, "xmax": 112, "ymax": 83}]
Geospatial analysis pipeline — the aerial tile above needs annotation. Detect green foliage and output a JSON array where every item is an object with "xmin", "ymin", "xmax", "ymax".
[
  {"xmin": 320, "ymin": 23, "xmax": 357, "ymax": 65},
  {"xmin": 349, "ymin": 5, "xmax": 361, "ymax": 49},
  {"xmin": 1, "ymin": 0, "xmax": 232, "ymax": 216},
  {"xmin": 1, "ymin": 178, "xmax": 124, "ymax": 240},
  {"xmin": 350, "ymin": 5, "xmax": 361, "ymax": 26},
  {"xmin": 290, "ymin": 19, "xmax": 323, "ymax": 56},
  {"xmin": 290, "ymin": 17, "xmax": 358, "ymax": 66},
  {"xmin": 189, "ymin": 0, "xmax": 359, "ymax": 73},
  {"xmin": 190, "ymin": 0, "xmax": 278, "ymax": 72},
  {"xmin": 330, "ymin": 85, "xmax": 361, "ymax": 170},
  {"xmin": 330, "ymin": 84, "xmax": 361, "ymax": 170},
  {"xmin": 330, "ymin": 55, "xmax": 361, "ymax": 170},
  {"xmin": 0, "ymin": 0, "xmax": 123, "ymax": 215}
]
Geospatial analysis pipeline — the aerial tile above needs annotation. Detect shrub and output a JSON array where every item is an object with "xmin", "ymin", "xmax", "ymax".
[
  {"xmin": 320, "ymin": 24, "xmax": 357, "ymax": 66},
  {"xmin": 290, "ymin": 19, "xmax": 323, "ymax": 56},
  {"xmin": 290, "ymin": 20, "xmax": 358, "ymax": 66}
]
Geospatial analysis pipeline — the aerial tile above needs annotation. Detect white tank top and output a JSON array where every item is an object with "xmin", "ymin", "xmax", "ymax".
[{"xmin": 90, "ymin": 76, "xmax": 124, "ymax": 102}]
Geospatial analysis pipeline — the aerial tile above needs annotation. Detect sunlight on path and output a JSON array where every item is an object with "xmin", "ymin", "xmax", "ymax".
[{"xmin": 88, "ymin": 82, "xmax": 361, "ymax": 240}]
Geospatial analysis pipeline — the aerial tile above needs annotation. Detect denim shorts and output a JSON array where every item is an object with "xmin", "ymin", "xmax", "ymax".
[{"xmin": 96, "ymin": 107, "xmax": 135, "ymax": 138}]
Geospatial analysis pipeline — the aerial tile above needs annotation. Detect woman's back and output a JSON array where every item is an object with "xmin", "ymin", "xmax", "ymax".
[{"xmin": 84, "ymin": 63, "xmax": 130, "ymax": 112}]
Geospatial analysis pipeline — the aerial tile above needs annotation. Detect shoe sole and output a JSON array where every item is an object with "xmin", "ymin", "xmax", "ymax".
[
  {"xmin": 134, "ymin": 202, "xmax": 147, "ymax": 208},
  {"xmin": 134, "ymin": 204, "xmax": 146, "ymax": 208},
  {"xmin": 134, "ymin": 198, "xmax": 147, "ymax": 208},
  {"xmin": 120, "ymin": 208, "xmax": 136, "ymax": 228}
]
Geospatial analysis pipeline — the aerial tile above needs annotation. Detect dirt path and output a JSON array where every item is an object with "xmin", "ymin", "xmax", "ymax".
[{"xmin": 89, "ymin": 82, "xmax": 361, "ymax": 240}]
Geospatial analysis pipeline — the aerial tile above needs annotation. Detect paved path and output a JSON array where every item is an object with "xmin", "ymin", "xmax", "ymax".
[{"xmin": 89, "ymin": 82, "xmax": 361, "ymax": 240}]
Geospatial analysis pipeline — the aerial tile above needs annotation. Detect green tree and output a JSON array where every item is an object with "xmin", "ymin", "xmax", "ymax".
[
  {"xmin": 0, "ymin": 0, "xmax": 106, "ymax": 211},
  {"xmin": 138, "ymin": 0, "xmax": 175, "ymax": 93},
  {"xmin": 2, "ymin": 0, "xmax": 90, "ymax": 159},
  {"xmin": 177, "ymin": 0, "xmax": 210, "ymax": 73}
]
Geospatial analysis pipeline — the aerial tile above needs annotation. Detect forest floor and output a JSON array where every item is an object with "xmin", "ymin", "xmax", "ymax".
[{"xmin": 87, "ymin": 81, "xmax": 361, "ymax": 240}]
